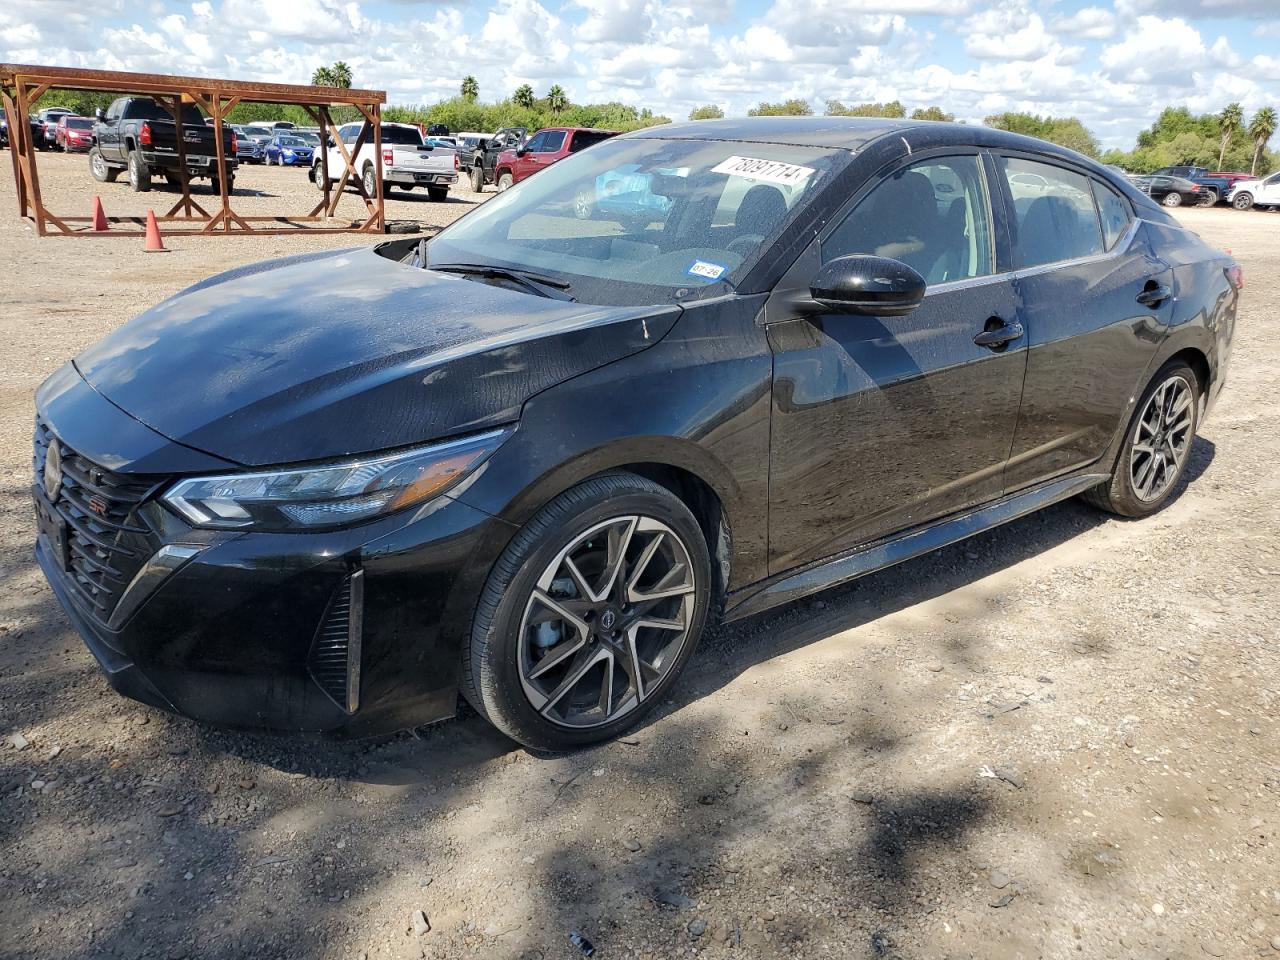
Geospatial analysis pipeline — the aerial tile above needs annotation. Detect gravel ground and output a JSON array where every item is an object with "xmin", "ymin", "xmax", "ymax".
[{"xmin": 1, "ymin": 156, "xmax": 1278, "ymax": 960}]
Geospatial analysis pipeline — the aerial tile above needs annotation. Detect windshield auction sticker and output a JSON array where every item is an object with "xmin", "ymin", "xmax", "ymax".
[
  {"xmin": 687, "ymin": 260, "xmax": 728, "ymax": 282},
  {"xmin": 710, "ymin": 156, "xmax": 815, "ymax": 187}
]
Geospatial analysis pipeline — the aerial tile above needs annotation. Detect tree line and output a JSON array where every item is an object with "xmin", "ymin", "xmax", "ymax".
[{"xmin": 17, "ymin": 62, "xmax": 1278, "ymax": 177}]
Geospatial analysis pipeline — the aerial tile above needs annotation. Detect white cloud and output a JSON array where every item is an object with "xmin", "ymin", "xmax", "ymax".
[
  {"xmin": 1051, "ymin": 6, "xmax": 1117, "ymax": 40},
  {"xmin": 1099, "ymin": 16, "xmax": 1206, "ymax": 85}
]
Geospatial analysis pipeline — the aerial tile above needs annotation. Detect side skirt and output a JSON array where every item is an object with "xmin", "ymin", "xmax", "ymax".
[{"xmin": 723, "ymin": 472, "xmax": 1108, "ymax": 622}]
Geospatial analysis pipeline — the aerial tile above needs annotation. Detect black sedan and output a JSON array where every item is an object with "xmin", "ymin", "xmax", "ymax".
[
  {"xmin": 33, "ymin": 118, "xmax": 1238, "ymax": 749},
  {"xmin": 1133, "ymin": 174, "xmax": 1206, "ymax": 207}
]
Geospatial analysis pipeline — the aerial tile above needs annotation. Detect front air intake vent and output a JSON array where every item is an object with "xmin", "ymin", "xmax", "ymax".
[{"xmin": 308, "ymin": 571, "xmax": 363, "ymax": 713}]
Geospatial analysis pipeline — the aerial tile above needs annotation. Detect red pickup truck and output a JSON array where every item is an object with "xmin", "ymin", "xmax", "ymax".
[{"xmin": 494, "ymin": 127, "xmax": 618, "ymax": 191}]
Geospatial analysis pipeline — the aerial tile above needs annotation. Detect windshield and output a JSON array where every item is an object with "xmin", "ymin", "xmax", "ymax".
[
  {"xmin": 428, "ymin": 136, "xmax": 848, "ymax": 306},
  {"xmin": 245, "ymin": 127, "xmax": 272, "ymax": 138},
  {"xmin": 67, "ymin": 118, "xmax": 92, "ymax": 130},
  {"xmin": 278, "ymin": 137, "xmax": 306, "ymax": 147}
]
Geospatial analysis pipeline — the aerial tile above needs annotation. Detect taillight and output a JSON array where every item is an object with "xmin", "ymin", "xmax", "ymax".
[
  {"xmin": 139, "ymin": 122, "xmax": 151, "ymax": 147},
  {"xmin": 382, "ymin": 147, "xmax": 393, "ymax": 166},
  {"xmin": 453, "ymin": 151, "xmax": 460, "ymax": 170},
  {"xmin": 230, "ymin": 131, "xmax": 237, "ymax": 154},
  {"xmin": 1226, "ymin": 264, "xmax": 1244, "ymax": 291}
]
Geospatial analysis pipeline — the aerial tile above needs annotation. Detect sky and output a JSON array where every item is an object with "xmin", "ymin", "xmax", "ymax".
[{"xmin": 2, "ymin": 0, "xmax": 1278, "ymax": 149}]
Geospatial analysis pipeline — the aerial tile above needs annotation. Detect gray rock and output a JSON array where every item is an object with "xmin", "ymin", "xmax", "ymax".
[
  {"xmin": 988, "ymin": 869, "xmax": 1011, "ymax": 889},
  {"xmin": 688, "ymin": 919, "xmax": 708, "ymax": 938},
  {"xmin": 411, "ymin": 910, "xmax": 430, "ymax": 936},
  {"xmin": 852, "ymin": 791, "xmax": 874, "ymax": 804},
  {"xmin": 925, "ymin": 660, "xmax": 945, "ymax": 673},
  {"xmin": 9, "ymin": 732, "xmax": 29, "ymax": 750},
  {"xmin": 1271, "ymin": 934, "xmax": 1280, "ymax": 951},
  {"xmin": 623, "ymin": 837, "xmax": 641, "ymax": 852},
  {"xmin": 655, "ymin": 887, "xmax": 695, "ymax": 909}
]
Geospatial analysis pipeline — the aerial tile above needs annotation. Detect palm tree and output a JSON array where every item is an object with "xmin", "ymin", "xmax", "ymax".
[
  {"xmin": 1249, "ymin": 107, "xmax": 1276, "ymax": 175},
  {"xmin": 460, "ymin": 75, "xmax": 478, "ymax": 102},
  {"xmin": 1217, "ymin": 102, "xmax": 1243, "ymax": 170},
  {"xmin": 312, "ymin": 62, "xmax": 352, "ymax": 88},
  {"xmin": 513, "ymin": 84, "xmax": 535, "ymax": 109},
  {"xmin": 547, "ymin": 84, "xmax": 568, "ymax": 118}
]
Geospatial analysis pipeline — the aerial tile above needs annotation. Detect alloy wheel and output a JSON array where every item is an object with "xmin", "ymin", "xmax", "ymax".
[
  {"xmin": 518, "ymin": 516, "xmax": 697, "ymax": 729},
  {"xmin": 91, "ymin": 151, "xmax": 106, "ymax": 180},
  {"xmin": 1129, "ymin": 375, "xmax": 1193, "ymax": 502}
]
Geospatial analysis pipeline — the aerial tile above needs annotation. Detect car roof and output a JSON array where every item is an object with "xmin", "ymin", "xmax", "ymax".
[{"xmin": 535, "ymin": 127, "xmax": 619, "ymax": 135}]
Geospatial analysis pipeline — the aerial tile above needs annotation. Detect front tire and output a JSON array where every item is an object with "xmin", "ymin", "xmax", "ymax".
[
  {"xmin": 89, "ymin": 147, "xmax": 118, "ymax": 182},
  {"xmin": 470, "ymin": 165, "xmax": 485, "ymax": 193},
  {"xmin": 462, "ymin": 473, "xmax": 712, "ymax": 751},
  {"xmin": 1083, "ymin": 361, "xmax": 1199, "ymax": 518},
  {"xmin": 497, "ymin": 171, "xmax": 514, "ymax": 192},
  {"xmin": 1232, "ymin": 192, "xmax": 1254, "ymax": 211}
]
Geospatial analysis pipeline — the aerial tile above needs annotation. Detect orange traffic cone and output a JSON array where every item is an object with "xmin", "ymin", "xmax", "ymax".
[
  {"xmin": 142, "ymin": 209, "xmax": 168, "ymax": 253},
  {"xmin": 91, "ymin": 196, "xmax": 109, "ymax": 232}
]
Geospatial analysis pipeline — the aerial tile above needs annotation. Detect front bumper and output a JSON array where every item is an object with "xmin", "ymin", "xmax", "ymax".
[
  {"xmin": 34, "ymin": 366, "xmax": 514, "ymax": 737},
  {"xmin": 385, "ymin": 167, "xmax": 458, "ymax": 187}
]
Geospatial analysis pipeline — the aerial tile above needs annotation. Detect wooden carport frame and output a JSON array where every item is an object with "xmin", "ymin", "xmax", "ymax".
[{"xmin": 0, "ymin": 64, "xmax": 388, "ymax": 237}]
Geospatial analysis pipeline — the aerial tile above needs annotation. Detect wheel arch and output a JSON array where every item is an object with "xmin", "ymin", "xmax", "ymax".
[{"xmin": 472, "ymin": 437, "xmax": 744, "ymax": 609}]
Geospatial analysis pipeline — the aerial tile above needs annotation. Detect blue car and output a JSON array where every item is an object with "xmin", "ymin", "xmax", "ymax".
[{"xmin": 264, "ymin": 133, "xmax": 314, "ymax": 167}]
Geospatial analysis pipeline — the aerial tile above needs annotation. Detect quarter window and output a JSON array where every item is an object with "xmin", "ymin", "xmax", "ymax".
[
  {"xmin": 1001, "ymin": 157, "xmax": 1105, "ymax": 268},
  {"xmin": 823, "ymin": 155, "xmax": 994, "ymax": 284},
  {"xmin": 1092, "ymin": 181, "xmax": 1131, "ymax": 251}
]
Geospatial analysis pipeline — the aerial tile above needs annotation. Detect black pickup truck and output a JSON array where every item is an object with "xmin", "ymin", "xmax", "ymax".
[
  {"xmin": 89, "ymin": 97, "xmax": 237, "ymax": 193},
  {"xmin": 467, "ymin": 126, "xmax": 526, "ymax": 192}
]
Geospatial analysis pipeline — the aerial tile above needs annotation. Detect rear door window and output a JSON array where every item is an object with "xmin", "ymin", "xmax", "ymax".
[
  {"xmin": 536, "ymin": 131, "xmax": 566, "ymax": 153},
  {"xmin": 1000, "ymin": 157, "xmax": 1105, "ymax": 268},
  {"xmin": 570, "ymin": 131, "xmax": 613, "ymax": 153},
  {"xmin": 1091, "ymin": 181, "xmax": 1131, "ymax": 250}
]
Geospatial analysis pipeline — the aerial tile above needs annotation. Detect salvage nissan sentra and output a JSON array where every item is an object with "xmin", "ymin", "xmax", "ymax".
[{"xmin": 33, "ymin": 117, "xmax": 1238, "ymax": 750}]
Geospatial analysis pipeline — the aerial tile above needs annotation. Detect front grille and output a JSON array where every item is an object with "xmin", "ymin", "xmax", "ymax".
[{"xmin": 33, "ymin": 418, "xmax": 158, "ymax": 625}]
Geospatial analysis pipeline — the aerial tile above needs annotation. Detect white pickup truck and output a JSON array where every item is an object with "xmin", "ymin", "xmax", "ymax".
[{"xmin": 312, "ymin": 122, "xmax": 458, "ymax": 201}]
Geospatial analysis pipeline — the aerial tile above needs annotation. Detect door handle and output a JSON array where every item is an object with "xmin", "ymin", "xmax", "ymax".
[
  {"xmin": 973, "ymin": 319, "xmax": 1024, "ymax": 350},
  {"xmin": 1136, "ymin": 282, "xmax": 1172, "ymax": 308}
]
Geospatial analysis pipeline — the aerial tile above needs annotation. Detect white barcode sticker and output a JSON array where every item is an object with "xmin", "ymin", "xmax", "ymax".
[{"xmin": 710, "ymin": 155, "xmax": 815, "ymax": 187}]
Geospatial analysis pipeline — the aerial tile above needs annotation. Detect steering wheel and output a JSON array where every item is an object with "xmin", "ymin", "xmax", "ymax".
[{"xmin": 727, "ymin": 235, "xmax": 764, "ymax": 258}]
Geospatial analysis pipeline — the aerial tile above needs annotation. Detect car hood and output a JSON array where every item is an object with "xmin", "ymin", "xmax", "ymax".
[{"xmin": 74, "ymin": 245, "xmax": 680, "ymax": 467}]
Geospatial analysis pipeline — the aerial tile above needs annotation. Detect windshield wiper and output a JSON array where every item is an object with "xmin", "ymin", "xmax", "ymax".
[{"xmin": 429, "ymin": 262, "xmax": 574, "ymax": 300}]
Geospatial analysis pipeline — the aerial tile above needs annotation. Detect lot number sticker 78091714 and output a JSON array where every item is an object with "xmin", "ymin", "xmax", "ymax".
[{"xmin": 710, "ymin": 156, "xmax": 816, "ymax": 187}]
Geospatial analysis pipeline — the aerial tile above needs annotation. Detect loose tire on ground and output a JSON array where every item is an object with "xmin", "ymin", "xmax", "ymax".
[
  {"xmin": 1082, "ymin": 360, "xmax": 1199, "ymax": 518},
  {"xmin": 461, "ymin": 473, "xmax": 712, "ymax": 751}
]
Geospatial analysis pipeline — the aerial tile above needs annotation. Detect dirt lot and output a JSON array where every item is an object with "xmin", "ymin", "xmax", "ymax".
[{"xmin": 1, "ymin": 154, "xmax": 1278, "ymax": 960}]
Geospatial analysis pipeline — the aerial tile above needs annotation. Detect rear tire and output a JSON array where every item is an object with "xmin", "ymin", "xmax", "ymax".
[
  {"xmin": 1232, "ymin": 192, "xmax": 1254, "ymax": 211},
  {"xmin": 1162, "ymin": 191, "xmax": 1182, "ymax": 207},
  {"xmin": 1200, "ymin": 188, "xmax": 1219, "ymax": 206},
  {"xmin": 462, "ymin": 473, "xmax": 712, "ymax": 751},
  {"xmin": 427, "ymin": 186, "xmax": 448, "ymax": 202},
  {"xmin": 127, "ymin": 150, "xmax": 150, "ymax": 192},
  {"xmin": 1083, "ymin": 360, "xmax": 1199, "ymax": 518},
  {"xmin": 314, "ymin": 166, "xmax": 328, "ymax": 192},
  {"xmin": 470, "ymin": 166, "xmax": 485, "ymax": 193}
]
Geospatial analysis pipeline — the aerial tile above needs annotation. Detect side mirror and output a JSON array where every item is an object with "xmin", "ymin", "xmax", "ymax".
[
  {"xmin": 94, "ymin": 108, "xmax": 105, "ymax": 121},
  {"xmin": 515, "ymin": 147, "xmax": 528, "ymax": 157},
  {"xmin": 809, "ymin": 255, "xmax": 926, "ymax": 317}
]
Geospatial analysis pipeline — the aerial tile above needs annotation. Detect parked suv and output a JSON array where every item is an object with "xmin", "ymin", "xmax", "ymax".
[
  {"xmin": 1229, "ymin": 171, "xmax": 1280, "ymax": 210},
  {"xmin": 32, "ymin": 119, "xmax": 1237, "ymax": 749},
  {"xmin": 493, "ymin": 127, "xmax": 619, "ymax": 191}
]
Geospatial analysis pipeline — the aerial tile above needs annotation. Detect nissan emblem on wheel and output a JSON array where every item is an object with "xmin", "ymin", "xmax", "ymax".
[{"xmin": 32, "ymin": 117, "xmax": 1238, "ymax": 750}]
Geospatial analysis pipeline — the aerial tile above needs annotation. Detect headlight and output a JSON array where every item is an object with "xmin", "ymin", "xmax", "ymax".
[{"xmin": 163, "ymin": 429, "xmax": 508, "ymax": 531}]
